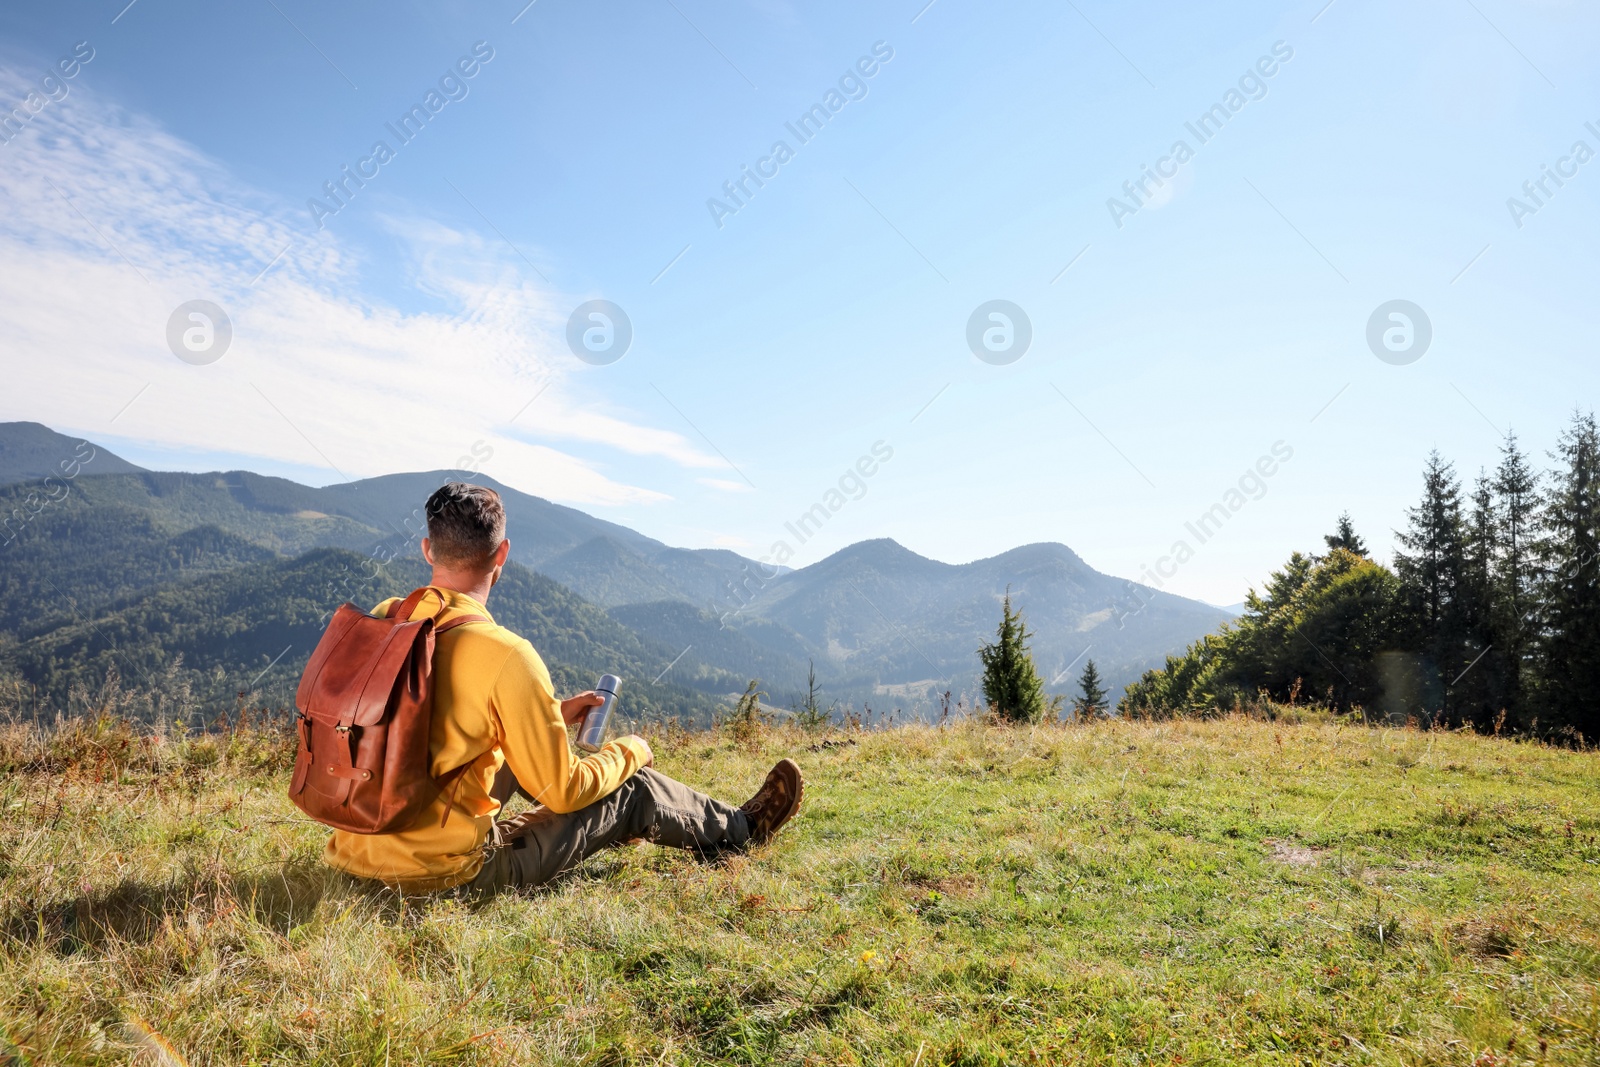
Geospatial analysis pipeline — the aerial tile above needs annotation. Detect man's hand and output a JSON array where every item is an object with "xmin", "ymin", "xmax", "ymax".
[
  {"xmin": 559, "ymin": 691, "xmax": 604, "ymax": 726},
  {"xmin": 561, "ymin": 694, "xmax": 652, "ymax": 766}
]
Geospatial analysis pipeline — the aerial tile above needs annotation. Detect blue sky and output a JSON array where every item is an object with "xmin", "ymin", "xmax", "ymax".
[{"xmin": 0, "ymin": 0, "xmax": 1596, "ymax": 605}]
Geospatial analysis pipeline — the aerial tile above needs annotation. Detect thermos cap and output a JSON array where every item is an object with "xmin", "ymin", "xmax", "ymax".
[{"xmin": 597, "ymin": 674, "xmax": 621, "ymax": 694}]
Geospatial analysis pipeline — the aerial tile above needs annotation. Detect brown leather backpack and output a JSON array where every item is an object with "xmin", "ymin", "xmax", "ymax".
[{"xmin": 289, "ymin": 586, "xmax": 487, "ymax": 834}]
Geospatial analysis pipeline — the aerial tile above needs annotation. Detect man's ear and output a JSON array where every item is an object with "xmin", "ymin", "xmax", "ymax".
[
  {"xmin": 421, "ymin": 538, "xmax": 435, "ymax": 566},
  {"xmin": 492, "ymin": 539, "xmax": 511, "ymax": 567}
]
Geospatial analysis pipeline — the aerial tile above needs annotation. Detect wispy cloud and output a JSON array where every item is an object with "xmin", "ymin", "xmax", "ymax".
[
  {"xmin": 0, "ymin": 62, "xmax": 714, "ymax": 507},
  {"xmin": 697, "ymin": 477, "xmax": 756, "ymax": 493}
]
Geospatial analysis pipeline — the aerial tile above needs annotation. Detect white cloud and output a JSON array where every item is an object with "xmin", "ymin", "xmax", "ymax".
[
  {"xmin": 697, "ymin": 477, "xmax": 755, "ymax": 493},
  {"xmin": 0, "ymin": 62, "xmax": 718, "ymax": 507}
]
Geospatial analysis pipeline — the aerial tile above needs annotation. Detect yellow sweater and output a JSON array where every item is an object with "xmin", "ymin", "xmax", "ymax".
[{"xmin": 323, "ymin": 587, "xmax": 650, "ymax": 892}]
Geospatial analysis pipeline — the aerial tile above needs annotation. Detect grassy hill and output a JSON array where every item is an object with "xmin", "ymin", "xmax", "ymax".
[{"xmin": 2, "ymin": 713, "xmax": 1596, "ymax": 1065}]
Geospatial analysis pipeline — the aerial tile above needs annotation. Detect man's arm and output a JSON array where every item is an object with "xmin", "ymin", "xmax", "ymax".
[{"xmin": 490, "ymin": 641, "xmax": 652, "ymax": 813}]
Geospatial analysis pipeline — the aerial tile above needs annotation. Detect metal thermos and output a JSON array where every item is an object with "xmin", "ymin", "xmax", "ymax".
[{"xmin": 576, "ymin": 674, "xmax": 621, "ymax": 752}]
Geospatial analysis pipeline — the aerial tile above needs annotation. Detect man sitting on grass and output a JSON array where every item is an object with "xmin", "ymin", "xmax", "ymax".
[{"xmin": 324, "ymin": 481, "xmax": 803, "ymax": 895}]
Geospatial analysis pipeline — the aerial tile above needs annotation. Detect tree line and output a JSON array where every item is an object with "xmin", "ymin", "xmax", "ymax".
[{"xmin": 979, "ymin": 411, "xmax": 1600, "ymax": 743}]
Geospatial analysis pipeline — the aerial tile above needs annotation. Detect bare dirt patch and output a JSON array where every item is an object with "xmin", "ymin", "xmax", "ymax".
[
  {"xmin": 1453, "ymin": 919, "xmax": 1520, "ymax": 958},
  {"xmin": 1265, "ymin": 839, "xmax": 1324, "ymax": 867},
  {"xmin": 935, "ymin": 874, "xmax": 981, "ymax": 898}
]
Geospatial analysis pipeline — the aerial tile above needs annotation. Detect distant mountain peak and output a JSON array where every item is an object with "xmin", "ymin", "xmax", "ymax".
[
  {"xmin": 823, "ymin": 538, "xmax": 942, "ymax": 567},
  {"xmin": 979, "ymin": 541, "xmax": 1089, "ymax": 568},
  {"xmin": 0, "ymin": 421, "xmax": 144, "ymax": 485},
  {"xmin": 840, "ymin": 536, "xmax": 915, "ymax": 556}
]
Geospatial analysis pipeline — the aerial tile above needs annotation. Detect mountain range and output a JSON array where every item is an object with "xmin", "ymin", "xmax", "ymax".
[{"xmin": 0, "ymin": 421, "xmax": 1231, "ymax": 721}]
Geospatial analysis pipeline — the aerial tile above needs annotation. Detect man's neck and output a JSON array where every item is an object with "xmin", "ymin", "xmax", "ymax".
[{"xmin": 428, "ymin": 571, "xmax": 494, "ymax": 608}]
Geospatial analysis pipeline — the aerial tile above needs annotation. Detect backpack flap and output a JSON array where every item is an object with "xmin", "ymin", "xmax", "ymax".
[
  {"xmin": 298, "ymin": 608, "xmax": 433, "ymax": 730},
  {"xmin": 294, "ymin": 603, "xmax": 363, "ymax": 719}
]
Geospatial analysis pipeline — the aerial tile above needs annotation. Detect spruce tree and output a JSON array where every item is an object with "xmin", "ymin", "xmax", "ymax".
[
  {"xmin": 978, "ymin": 590, "xmax": 1051, "ymax": 723},
  {"xmin": 1324, "ymin": 512, "xmax": 1367, "ymax": 556},
  {"xmin": 1071, "ymin": 658, "xmax": 1109, "ymax": 720},
  {"xmin": 1533, "ymin": 410, "xmax": 1600, "ymax": 741},
  {"xmin": 1464, "ymin": 474, "xmax": 1495, "ymax": 610},
  {"xmin": 1456, "ymin": 470, "xmax": 1504, "ymax": 727},
  {"xmin": 1394, "ymin": 451, "xmax": 1470, "ymax": 722},
  {"xmin": 792, "ymin": 659, "xmax": 831, "ymax": 730},
  {"xmin": 1493, "ymin": 431, "xmax": 1539, "ymax": 723}
]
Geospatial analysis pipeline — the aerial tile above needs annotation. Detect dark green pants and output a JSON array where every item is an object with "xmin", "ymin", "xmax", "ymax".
[{"xmin": 465, "ymin": 767, "xmax": 750, "ymax": 894}]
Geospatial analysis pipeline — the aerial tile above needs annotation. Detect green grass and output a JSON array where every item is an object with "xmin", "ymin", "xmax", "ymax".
[{"xmin": 2, "ymin": 714, "xmax": 1599, "ymax": 1065}]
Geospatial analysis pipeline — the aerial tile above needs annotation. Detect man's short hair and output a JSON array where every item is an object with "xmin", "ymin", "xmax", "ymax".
[{"xmin": 425, "ymin": 482, "xmax": 506, "ymax": 567}]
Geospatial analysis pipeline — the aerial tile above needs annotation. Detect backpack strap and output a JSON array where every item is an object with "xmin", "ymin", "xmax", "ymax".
[
  {"xmin": 436, "ymin": 614, "xmax": 489, "ymax": 634},
  {"xmin": 436, "ymin": 762, "xmax": 475, "ymax": 828},
  {"xmin": 392, "ymin": 589, "xmax": 490, "ymax": 632},
  {"xmin": 391, "ymin": 586, "xmax": 447, "ymax": 622}
]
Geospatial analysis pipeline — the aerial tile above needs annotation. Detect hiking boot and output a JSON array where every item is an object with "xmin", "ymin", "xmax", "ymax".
[{"xmin": 740, "ymin": 758, "xmax": 803, "ymax": 845}]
